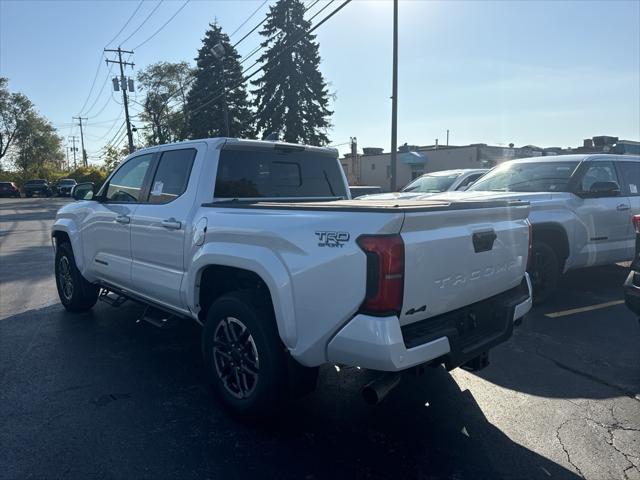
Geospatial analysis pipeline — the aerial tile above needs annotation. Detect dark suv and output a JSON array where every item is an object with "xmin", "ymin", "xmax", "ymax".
[
  {"xmin": 23, "ymin": 179, "xmax": 53, "ymax": 197},
  {"xmin": 56, "ymin": 178, "xmax": 77, "ymax": 197},
  {"xmin": 0, "ymin": 182, "xmax": 20, "ymax": 198}
]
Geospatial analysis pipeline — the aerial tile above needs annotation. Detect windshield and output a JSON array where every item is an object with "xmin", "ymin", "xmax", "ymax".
[
  {"xmin": 468, "ymin": 161, "xmax": 580, "ymax": 192},
  {"xmin": 58, "ymin": 179, "xmax": 76, "ymax": 185},
  {"xmin": 401, "ymin": 173, "xmax": 460, "ymax": 193}
]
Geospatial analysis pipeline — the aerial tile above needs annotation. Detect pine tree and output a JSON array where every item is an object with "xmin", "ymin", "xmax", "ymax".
[
  {"xmin": 252, "ymin": 0, "xmax": 332, "ymax": 145},
  {"xmin": 186, "ymin": 23, "xmax": 252, "ymax": 139}
]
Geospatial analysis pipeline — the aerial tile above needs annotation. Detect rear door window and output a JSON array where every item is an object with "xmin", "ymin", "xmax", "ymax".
[
  {"xmin": 616, "ymin": 161, "xmax": 640, "ymax": 196},
  {"xmin": 147, "ymin": 149, "xmax": 196, "ymax": 204},
  {"xmin": 214, "ymin": 148, "xmax": 347, "ymax": 198},
  {"xmin": 578, "ymin": 162, "xmax": 619, "ymax": 193}
]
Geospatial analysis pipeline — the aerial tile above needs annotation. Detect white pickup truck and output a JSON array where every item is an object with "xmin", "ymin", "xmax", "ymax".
[
  {"xmin": 426, "ymin": 154, "xmax": 640, "ymax": 303},
  {"xmin": 52, "ymin": 138, "xmax": 532, "ymax": 419}
]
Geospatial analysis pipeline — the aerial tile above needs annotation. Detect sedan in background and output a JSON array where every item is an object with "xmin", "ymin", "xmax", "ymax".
[
  {"xmin": 0, "ymin": 181, "xmax": 21, "ymax": 198},
  {"xmin": 56, "ymin": 178, "xmax": 77, "ymax": 197},
  {"xmin": 23, "ymin": 179, "xmax": 53, "ymax": 197},
  {"xmin": 355, "ymin": 169, "xmax": 488, "ymax": 200}
]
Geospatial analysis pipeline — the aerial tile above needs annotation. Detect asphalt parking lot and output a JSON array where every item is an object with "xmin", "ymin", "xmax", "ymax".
[{"xmin": 1, "ymin": 197, "xmax": 639, "ymax": 480}]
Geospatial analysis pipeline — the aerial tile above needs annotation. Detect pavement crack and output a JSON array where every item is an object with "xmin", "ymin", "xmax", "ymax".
[
  {"xmin": 534, "ymin": 349, "xmax": 639, "ymax": 401},
  {"xmin": 556, "ymin": 419, "xmax": 585, "ymax": 478}
]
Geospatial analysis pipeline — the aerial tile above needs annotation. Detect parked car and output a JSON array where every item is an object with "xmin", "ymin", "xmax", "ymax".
[
  {"xmin": 425, "ymin": 154, "xmax": 640, "ymax": 303},
  {"xmin": 52, "ymin": 138, "xmax": 532, "ymax": 419},
  {"xmin": 23, "ymin": 179, "xmax": 52, "ymax": 197},
  {"xmin": 0, "ymin": 181, "xmax": 21, "ymax": 198},
  {"xmin": 349, "ymin": 185, "xmax": 383, "ymax": 198},
  {"xmin": 56, "ymin": 178, "xmax": 77, "ymax": 197},
  {"xmin": 623, "ymin": 214, "xmax": 640, "ymax": 317},
  {"xmin": 356, "ymin": 169, "xmax": 488, "ymax": 200}
]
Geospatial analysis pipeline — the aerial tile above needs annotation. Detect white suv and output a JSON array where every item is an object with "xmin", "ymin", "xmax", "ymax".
[{"xmin": 427, "ymin": 154, "xmax": 640, "ymax": 303}]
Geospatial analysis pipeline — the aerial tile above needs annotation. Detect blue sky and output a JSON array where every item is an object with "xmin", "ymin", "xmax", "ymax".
[{"xmin": 1, "ymin": 0, "xmax": 638, "ymax": 162}]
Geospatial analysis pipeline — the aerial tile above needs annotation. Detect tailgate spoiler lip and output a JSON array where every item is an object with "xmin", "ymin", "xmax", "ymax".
[{"xmin": 201, "ymin": 199, "xmax": 530, "ymax": 212}]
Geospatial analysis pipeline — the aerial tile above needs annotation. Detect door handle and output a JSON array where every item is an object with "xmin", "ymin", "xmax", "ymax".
[
  {"xmin": 161, "ymin": 218, "xmax": 182, "ymax": 230},
  {"xmin": 115, "ymin": 215, "xmax": 130, "ymax": 224},
  {"xmin": 617, "ymin": 204, "xmax": 630, "ymax": 211}
]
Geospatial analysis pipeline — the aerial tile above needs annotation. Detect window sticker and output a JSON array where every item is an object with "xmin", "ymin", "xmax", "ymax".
[
  {"xmin": 151, "ymin": 181, "xmax": 164, "ymax": 196},
  {"xmin": 630, "ymin": 184, "xmax": 637, "ymax": 194}
]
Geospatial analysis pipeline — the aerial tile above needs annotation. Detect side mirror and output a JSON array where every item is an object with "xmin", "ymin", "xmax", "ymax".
[
  {"xmin": 588, "ymin": 181, "xmax": 620, "ymax": 197},
  {"xmin": 72, "ymin": 182, "xmax": 95, "ymax": 201}
]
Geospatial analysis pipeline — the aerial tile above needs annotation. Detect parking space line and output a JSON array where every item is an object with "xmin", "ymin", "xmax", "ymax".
[{"xmin": 545, "ymin": 300, "xmax": 624, "ymax": 318}]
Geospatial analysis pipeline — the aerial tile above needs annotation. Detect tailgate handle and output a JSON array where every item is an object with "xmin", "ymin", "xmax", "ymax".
[{"xmin": 472, "ymin": 230, "xmax": 497, "ymax": 253}]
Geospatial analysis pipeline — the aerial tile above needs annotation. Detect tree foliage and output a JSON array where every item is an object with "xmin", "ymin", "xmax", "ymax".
[
  {"xmin": 0, "ymin": 77, "xmax": 34, "ymax": 164},
  {"xmin": 137, "ymin": 61, "xmax": 195, "ymax": 145},
  {"xmin": 252, "ymin": 0, "xmax": 332, "ymax": 145},
  {"xmin": 12, "ymin": 110, "xmax": 64, "ymax": 179},
  {"xmin": 185, "ymin": 23, "xmax": 253, "ymax": 139},
  {"xmin": 102, "ymin": 143, "xmax": 129, "ymax": 172}
]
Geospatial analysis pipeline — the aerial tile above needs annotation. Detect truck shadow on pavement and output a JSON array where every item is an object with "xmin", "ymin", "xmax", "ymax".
[
  {"xmin": 475, "ymin": 264, "xmax": 640, "ymax": 400},
  {"xmin": 0, "ymin": 303, "xmax": 580, "ymax": 479}
]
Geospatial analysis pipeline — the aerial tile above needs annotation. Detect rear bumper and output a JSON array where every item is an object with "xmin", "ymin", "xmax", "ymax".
[
  {"xmin": 327, "ymin": 273, "xmax": 532, "ymax": 372},
  {"xmin": 623, "ymin": 270, "xmax": 640, "ymax": 316}
]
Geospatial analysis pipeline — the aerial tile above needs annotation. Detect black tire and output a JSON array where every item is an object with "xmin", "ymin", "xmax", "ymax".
[
  {"xmin": 26, "ymin": 193, "xmax": 32, "ymax": 198},
  {"xmin": 55, "ymin": 242, "xmax": 99, "ymax": 312},
  {"xmin": 528, "ymin": 242, "xmax": 560, "ymax": 305},
  {"xmin": 202, "ymin": 290, "xmax": 289, "ymax": 420}
]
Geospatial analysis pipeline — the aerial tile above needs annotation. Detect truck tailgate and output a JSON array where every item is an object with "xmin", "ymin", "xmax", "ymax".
[{"xmin": 399, "ymin": 201, "xmax": 530, "ymax": 326}]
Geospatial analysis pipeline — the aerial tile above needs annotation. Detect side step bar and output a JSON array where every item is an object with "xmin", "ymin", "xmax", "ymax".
[
  {"xmin": 98, "ymin": 289, "xmax": 127, "ymax": 307},
  {"xmin": 136, "ymin": 305, "xmax": 178, "ymax": 329}
]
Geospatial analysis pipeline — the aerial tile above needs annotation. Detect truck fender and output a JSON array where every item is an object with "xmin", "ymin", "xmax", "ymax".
[
  {"xmin": 187, "ymin": 242, "xmax": 297, "ymax": 349},
  {"xmin": 51, "ymin": 220, "xmax": 85, "ymax": 272},
  {"xmin": 528, "ymin": 217, "xmax": 572, "ymax": 272}
]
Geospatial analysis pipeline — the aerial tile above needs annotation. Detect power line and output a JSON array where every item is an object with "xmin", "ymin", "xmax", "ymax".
[
  {"xmin": 78, "ymin": 2, "xmax": 144, "ymax": 116},
  {"xmin": 188, "ymin": 0, "xmax": 352, "ymax": 118},
  {"xmin": 77, "ymin": 54, "xmax": 105, "ymax": 114},
  {"xmin": 133, "ymin": 0, "xmax": 191, "ymax": 50},
  {"xmin": 119, "ymin": 0, "xmax": 165, "ymax": 46},
  {"xmin": 83, "ymin": 63, "xmax": 115, "ymax": 117},
  {"xmin": 230, "ymin": 0, "xmax": 268, "ymax": 38},
  {"xmin": 105, "ymin": 0, "xmax": 145, "ymax": 47},
  {"xmin": 307, "ymin": 0, "xmax": 335, "ymax": 23}
]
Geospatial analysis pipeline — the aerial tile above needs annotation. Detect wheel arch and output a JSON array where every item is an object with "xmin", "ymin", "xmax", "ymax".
[
  {"xmin": 51, "ymin": 220, "xmax": 84, "ymax": 271},
  {"xmin": 189, "ymin": 245, "xmax": 296, "ymax": 349},
  {"xmin": 531, "ymin": 222, "xmax": 570, "ymax": 271}
]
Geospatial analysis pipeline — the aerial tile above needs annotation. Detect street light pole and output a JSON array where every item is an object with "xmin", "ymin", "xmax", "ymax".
[{"xmin": 390, "ymin": 0, "xmax": 399, "ymax": 192}]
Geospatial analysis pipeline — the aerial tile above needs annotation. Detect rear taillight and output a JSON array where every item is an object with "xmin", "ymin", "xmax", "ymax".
[
  {"xmin": 526, "ymin": 221, "xmax": 533, "ymax": 270},
  {"xmin": 357, "ymin": 234, "xmax": 404, "ymax": 316},
  {"xmin": 633, "ymin": 215, "xmax": 640, "ymax": 234}
]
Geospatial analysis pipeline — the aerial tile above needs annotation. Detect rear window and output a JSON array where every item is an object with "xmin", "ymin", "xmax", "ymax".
[{"xmin": 214, "ymin": 148, "xmax": 347, "ymax": 199}]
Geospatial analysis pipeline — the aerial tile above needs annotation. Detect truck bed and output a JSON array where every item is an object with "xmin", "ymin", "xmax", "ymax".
[{"xmin": 203, "ymin": 198, "xmax": 528, "ymax": 212}]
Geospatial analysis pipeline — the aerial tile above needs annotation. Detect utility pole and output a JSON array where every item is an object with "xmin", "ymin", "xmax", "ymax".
[
  {"xmin": 389, "ymin": 0, "xmax": 399, "ymax": 192},
  {"xmin": 105, "ymin": 47, "xmax": 135, "ymax": 153},
  {"xmin": 68, "ymin": 136, "xmax": 79, "ymax": 169},
  {"xmin": 73, "ymin": 116, "xmax": 88, "ymax": 167},
  {"xmin": 446, "ymin": 129, "xmax": 450, "ymax": 146}
]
